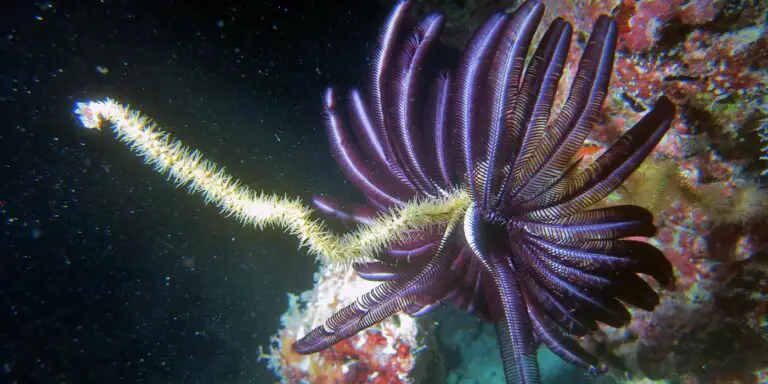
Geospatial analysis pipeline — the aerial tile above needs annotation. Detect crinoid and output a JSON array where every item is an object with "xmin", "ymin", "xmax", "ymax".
[
  {"xmin": 297, "ymin": 0, "xmax": 676, "ymax": 382},
  {"xmin": 73, "ymin": 0, "xmax": 676, "ymax": 382}
]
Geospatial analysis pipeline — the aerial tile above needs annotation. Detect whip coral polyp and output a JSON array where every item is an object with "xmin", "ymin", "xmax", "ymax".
[{"xmin": 73, "ymin": 0, "xmax": 676, "ymax": 382}]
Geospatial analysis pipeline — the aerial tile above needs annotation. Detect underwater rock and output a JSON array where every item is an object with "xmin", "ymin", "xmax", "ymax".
[{"xmin": 260, "ymin": 266, "xmax": 423, "ymax": 383}]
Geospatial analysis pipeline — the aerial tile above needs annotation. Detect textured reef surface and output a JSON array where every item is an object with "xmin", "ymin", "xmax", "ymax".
[
  {"xmin": 260, "ymin": 266, "xmax": 423, "ymax": 383},
  {"xmin": 267, "ymin": 0, "xmax": 768, "ymax": 382}
]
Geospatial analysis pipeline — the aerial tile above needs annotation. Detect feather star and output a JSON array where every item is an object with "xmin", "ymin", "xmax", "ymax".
[{"xmin": 294, "ymin": 1, "xmax": 676, "ymax": 383}]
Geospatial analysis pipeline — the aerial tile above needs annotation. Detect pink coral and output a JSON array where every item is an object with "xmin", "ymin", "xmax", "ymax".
[
  {"xmin": 535, "ymin": 0, "xmax": 768, "ymax": 380},
  {"xmin": 260, "ymin": 267, "xmax": 421, "ymax": 383},
  {"xmin": 620, "ymin": 0, "xmax": 727, "ymax": 51}
]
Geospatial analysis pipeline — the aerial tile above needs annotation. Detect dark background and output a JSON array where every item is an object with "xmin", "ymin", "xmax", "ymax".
[{"xmin": 0, "ymin": 0, "xmax": 390, "ymax": 382}]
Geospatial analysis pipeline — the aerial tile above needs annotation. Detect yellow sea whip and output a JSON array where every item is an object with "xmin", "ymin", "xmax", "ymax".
[{"xmin": 73, "ymin": 98, "xmax": 470, "ymax": 268}]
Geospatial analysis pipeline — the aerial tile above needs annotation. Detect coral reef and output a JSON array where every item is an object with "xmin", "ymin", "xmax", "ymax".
[
  {"xmin": 259, "ymin": 266, "xmax": 422, "ymax": 383},
  {"xmin": 412, "ymin": 0, "xmax": 767, "ymax": 170},
  {"xmin": 550, "ymin": 0, "xmax": 768, "ymax": 381},
  {"xmin": 620, "ymin": 0, "xmax": 727, "ymax": 52},
  {"xmin": 406, "ymin": 0, "xmax": 768, "ymax": 381}
]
